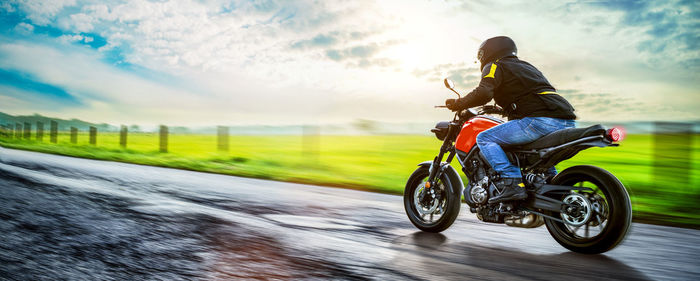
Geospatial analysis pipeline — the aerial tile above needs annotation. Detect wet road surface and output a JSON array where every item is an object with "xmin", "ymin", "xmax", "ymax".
[{"xmin": 1, "ymin": 147, "xmax": 699, "ymax": 280}]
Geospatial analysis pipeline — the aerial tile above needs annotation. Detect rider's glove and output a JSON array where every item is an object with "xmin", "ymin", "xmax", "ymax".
[{"xmin": 445, "ymin": 99, "xmax": 460, "ymax": 111}]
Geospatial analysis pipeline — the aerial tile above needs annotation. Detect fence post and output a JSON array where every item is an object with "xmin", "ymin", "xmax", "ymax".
[
  {"xmin": 653, "ymin": 122, "xmax": 692, "ymax": 189},
  {"xmin": 50, "ymin": 121, "xmax": 58, "ymax": 143},
  {"xmin": 217, "ymin": 126, "xmax": 229, "ymax": 152},
  {"xmin": 15, "ymin": 123, "xmax": 22, "ymax": 139},
  {"xmin": 159, "ymin": 125, "xmax": 168, "ymax": 153},
  {"xmin": 302, "ymin": 125, "xmax": 320, "ymax": 162},
  {"xmin": 120, "ymin": 125, "xmax": 127, "ymax": 148},
  {"xmin": 89, "ymin": 126, "xmax": 97, "ymax": 145},
  {"xmin": 70, "ymin": 127, "xmax": 78, "ymax": 144},
  {"xmin": 36, "ymin": 122, "xmax": 44, "ymax": 141},
  {"xmin": 23, "ymin": 122, "xmax": 31, "ymax": 139}
]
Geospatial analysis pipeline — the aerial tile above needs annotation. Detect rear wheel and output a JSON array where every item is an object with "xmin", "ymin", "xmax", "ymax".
[
  {"xmin": 544, "ymin": 165, "xmax": 632, "ymax": 254},
  {"xmin": 404, "ymin": 166, "xmax": 461, "ymax": 232}
]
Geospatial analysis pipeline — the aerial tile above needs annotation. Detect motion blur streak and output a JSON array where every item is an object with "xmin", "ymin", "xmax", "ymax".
[{"xmin": 1, "ymin": 147, "xmax": 699, "ymax": 280}]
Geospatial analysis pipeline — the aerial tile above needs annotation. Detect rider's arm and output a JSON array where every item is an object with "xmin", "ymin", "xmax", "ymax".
[{"xmin": 453, "ymin": 62, "xmax": 502, "ymax": 109}]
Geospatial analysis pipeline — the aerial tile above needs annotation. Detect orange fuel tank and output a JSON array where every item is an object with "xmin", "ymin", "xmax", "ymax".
[{"xmin": 455, "ymin": 117, "xmax": 502, "ymax": 153}]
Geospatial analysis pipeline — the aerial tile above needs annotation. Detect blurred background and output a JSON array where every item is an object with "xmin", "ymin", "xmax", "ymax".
[
  {"xmin": 0, "ymin": 0, "xmax": 698, "ymax": 228},
  {"xmin": 0, "ymin": 115, "xmax": 698, "ymax": 228}
]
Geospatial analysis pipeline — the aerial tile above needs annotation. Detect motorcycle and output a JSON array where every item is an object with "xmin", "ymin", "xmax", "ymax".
[{"xmin": 403, "ymin": 78, "xmax": 632, "ymax": 254}]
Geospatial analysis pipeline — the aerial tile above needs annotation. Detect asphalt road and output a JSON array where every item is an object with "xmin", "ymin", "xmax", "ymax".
[{"xmin": 1, "ymin": 147, "xmax": 699, "ymax": 280}]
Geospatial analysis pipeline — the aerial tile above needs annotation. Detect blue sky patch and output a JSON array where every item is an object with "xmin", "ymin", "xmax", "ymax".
[
  {"xmin": 0, "ymin": 69, "xmax": 83, "ymax": 106},
  {"xmin": 291, "ymin": 33, "xmax": 337, "ymax": 49},
  {"xmin": 0, "ymin": 5, "xmax": 106, "ymax": 50},
  {"xmin": 0, "ymin": 8, "xmax": 24, "ymax": 32},
  {"xmin": 77, "ymin": 32, "xmax": 108, "ymax": 49}
]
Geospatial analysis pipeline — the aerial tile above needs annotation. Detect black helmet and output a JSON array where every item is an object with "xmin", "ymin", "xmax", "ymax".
[{"xmin": 477, "ymin": 36, "xmax": 517, "ymax": 70}]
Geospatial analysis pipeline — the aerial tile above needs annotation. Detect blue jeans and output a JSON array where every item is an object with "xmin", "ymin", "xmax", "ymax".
[{"xmin": 476, "ymin": 117, "xmax": 576, "ymax": 179}]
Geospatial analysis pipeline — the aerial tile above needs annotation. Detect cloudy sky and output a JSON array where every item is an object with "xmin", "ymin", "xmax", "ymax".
[{"xmin": 0, "ymin": 0, "xmax": 698, "ymax": 126}]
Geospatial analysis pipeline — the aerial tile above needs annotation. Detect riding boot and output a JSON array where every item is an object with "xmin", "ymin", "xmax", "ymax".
[{"xmin": 488, "ymin": 178, "xmax": 527, "ymax": 203}]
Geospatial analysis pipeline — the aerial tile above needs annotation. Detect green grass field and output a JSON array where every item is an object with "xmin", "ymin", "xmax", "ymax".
[{"xmin": 1, "ymin": 132, "xmax": 698, "ymax": 228}]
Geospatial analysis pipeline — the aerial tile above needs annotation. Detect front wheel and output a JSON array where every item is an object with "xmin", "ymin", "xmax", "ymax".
[
  {"xmin": 544, "ymin": 165, "xmax": 632, "ymax": 254},
  {"xmin": 404, "ymin": 165, "xmax": 461, "ymax": 232}
]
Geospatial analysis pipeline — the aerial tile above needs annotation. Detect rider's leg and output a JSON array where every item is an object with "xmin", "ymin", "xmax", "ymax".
[
  {"xmin": 477, "ymin": 118, "xmax": 538, "ymax": 203},
  {"xmin": 476, "ymin": 119, "xmax": 533, "ymax": 179},
  {"xmin": 477, "ymin": 117, "xmax": 575, "ymax": 203}
]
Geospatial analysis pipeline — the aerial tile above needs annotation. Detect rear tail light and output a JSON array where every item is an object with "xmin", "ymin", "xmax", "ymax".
[{"xmin": 606, "ymin": 127, "xmax": 625, "ymax": 142}]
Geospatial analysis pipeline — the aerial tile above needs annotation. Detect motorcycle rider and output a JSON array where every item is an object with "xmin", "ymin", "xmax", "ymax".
[{"xmin": 445, "ymin": 36, "xmax": 577, "ymax": 203}]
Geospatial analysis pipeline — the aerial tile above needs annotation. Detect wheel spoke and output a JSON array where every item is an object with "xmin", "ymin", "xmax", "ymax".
[
  {"xmin": 571, "ymin": 224, "xmax": 582, "ymax": 233},
  {"xmin": 430, "ymin": 213, "xmax": 434, "ymax": 221},
  {"xmin": 553, "ymin": 178, "xmax": 618, "ymax": 241}
]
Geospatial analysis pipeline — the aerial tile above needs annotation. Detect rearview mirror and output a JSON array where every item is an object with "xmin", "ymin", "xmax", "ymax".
[
  {"xmin": 443, "ymin": 78, "xmax": 461, "ymax": 98},
  {"xmin": 444, "ymin": 78, "xmax": 455, "ymax": 90}
]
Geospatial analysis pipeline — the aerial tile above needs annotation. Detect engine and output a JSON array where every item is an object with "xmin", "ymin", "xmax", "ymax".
[
  {"xmin": 469, "ymin": 176, "xmax": 489, "ymax": 204},
  {"xmin": 465, "ymin": 165, "xmax": 547, "ymax": 226}
]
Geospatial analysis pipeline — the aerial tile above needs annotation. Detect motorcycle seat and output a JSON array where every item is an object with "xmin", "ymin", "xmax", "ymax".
[{"xmin": 509, "ymin": 124, "xmax": 606, "ymax": 150}]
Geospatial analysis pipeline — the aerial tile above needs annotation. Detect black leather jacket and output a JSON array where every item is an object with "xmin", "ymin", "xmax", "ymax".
[{"xmin": 453, "ymin": 56, "xmax": 576, "ymax": 120}]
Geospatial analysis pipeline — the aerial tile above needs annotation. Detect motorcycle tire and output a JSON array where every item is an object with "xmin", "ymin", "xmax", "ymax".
[
  {"xmin": 544, "ymin": 165, "xmax": 632, "ymax": 254},
  {"xmin": 404, "ymin": 165, "xmax": 461, "ymax": 233}
]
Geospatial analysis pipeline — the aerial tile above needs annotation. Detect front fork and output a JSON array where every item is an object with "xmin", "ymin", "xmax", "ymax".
[{"xmin": 426, "ymin": 123, "xmax": 458, "ymax": 188}]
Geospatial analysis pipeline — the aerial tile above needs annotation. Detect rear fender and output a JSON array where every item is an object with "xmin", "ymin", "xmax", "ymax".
[
  {"xmin": 520, "ymin": 136, "xmax": 619, "ymax": 172},
  {"xmin": 418, "ymin": 161, "xmax": 464, "ymax": 195},
  {"xmin": 539, "ymin": 136, "xmax": 617, "ymax": 159}
]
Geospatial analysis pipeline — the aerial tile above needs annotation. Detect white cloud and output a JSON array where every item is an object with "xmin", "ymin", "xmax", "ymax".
[
  {"xmin": 0, "ymin": 88, "xmax": 41, "ymax": 113},
  {"xmin": 56, "ymin": 34, "xmax": 85, "ymax": 43},
  {"xmin": 61, "ymin": 12, "xmax": 95, "ymax": 32},
  {"xmin": 0, "ymin": 41, "xmax": 205, "ymax": 125},
  {"xmin": 45, "ymin": 0, "xmax": 388, "ymax": 75},
  {"xmin": 13, "ymin": 0, "xmax": 77, "ymax": 26},
  {"xmin": 13, "ymin": 22, "xmax": 34, "ymax": 34}
]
